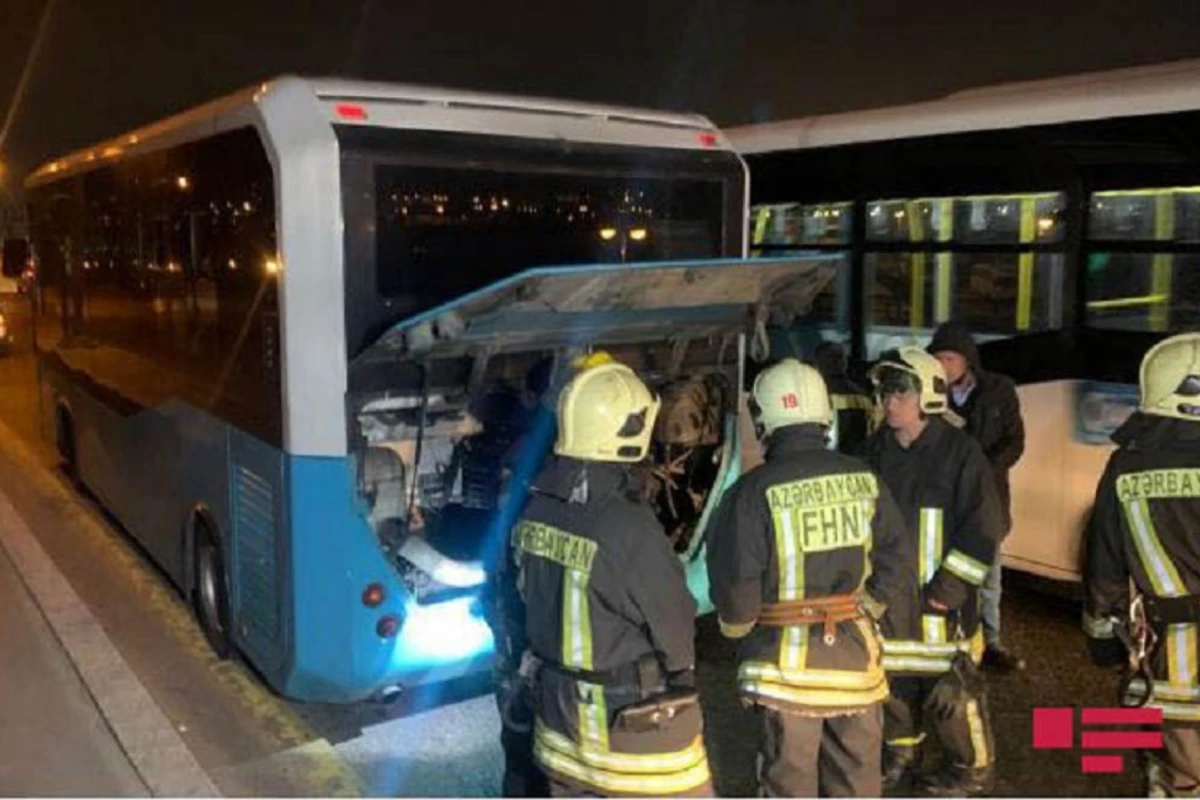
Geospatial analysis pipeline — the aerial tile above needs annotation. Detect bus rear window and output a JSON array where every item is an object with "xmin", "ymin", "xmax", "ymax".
[{"xmin": 371, "ymin": 165, "xmax": 724, "ymax": 304}]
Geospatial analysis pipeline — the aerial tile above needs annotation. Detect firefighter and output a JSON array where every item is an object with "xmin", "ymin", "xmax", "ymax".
[
  {"xmin": 814, "ymin": 341, "xmax": 878, "ymax": 455},
  {"xmin": 862, "ymin": 347, "xmax": 1003, "ymax": 797},
  {"xmin": 509, "ymin": 357, "xmax": 712, "ymax": 797},
  {"xmin": 706, "ymin": 358, "xmax": 916, "ymax": 797},
  {"xmin": 1084, "ymin": 332, "xmax": 1200, "ymax": 797}
]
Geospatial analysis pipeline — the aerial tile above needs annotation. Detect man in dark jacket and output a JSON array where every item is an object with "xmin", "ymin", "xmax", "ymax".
[
  {"xmin": 510, "ymin": 357, "xmax": 711, "ymax": 797},
  {"xmin": 707, "ymin": 358, "xmax": 915, "ymax": 797},
  {"xmin": 928, "ymin": 321, "xmax": 1026, "ymax": 673},
  {"xmin": 814, "ymin": 341, "xmax": 877, "ymax": 455},
  {"xmin": 1084, "ymin": 333, "xmax": 1200, "ymax": 797},
  {"xmin": 864, "ymin": 347, "xmax": 1004, "ymax": 797}
]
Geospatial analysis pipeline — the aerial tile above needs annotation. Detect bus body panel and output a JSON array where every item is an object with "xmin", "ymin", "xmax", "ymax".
[{"xmin": 27, "ymin": 77, "xmax": 751, "ymax": 704}]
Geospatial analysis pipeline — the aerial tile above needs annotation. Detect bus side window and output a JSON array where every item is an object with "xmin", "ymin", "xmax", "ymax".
[{"xmin": 1085, "ymin": 187, "xmax": 1200, "ymax": 333}]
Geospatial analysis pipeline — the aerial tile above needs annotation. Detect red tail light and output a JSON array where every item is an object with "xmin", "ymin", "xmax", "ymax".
[
  {"xmin": 376, "ymin": 615, "xmax": 400, "ymax": 639},
  {"xmin": 335, "ymin": 103, "xmax": 368, "ymax": 121},
  {"xmin": 362, "ymin": 583, "xmax": 385, "ymax": 608}
]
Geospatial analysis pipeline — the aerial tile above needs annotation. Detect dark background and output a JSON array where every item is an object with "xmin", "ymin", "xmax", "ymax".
[{"xmin": 3, "ymin": 0, "xmax": 1200, "ymax": 191}]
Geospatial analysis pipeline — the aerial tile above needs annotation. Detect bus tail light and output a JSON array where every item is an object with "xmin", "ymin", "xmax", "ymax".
[
  {"xmin": 376, "ymin": 615, "xmax": 400, "ymax": 639},
  {"xmin": 362, "ymin": 583, "xmax": 385, "ymax": 608}
]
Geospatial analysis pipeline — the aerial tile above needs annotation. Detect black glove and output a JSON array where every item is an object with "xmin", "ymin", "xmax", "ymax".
[{"xmin": 925, "ymin": 652, "xmax": 986, "ymax": 721}]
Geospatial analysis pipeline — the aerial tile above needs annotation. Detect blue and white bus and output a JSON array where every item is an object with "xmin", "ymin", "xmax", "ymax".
[
  {"xmin": 728, "ymin": 58, "xmax": 1200, "ymax": 585},
  {"xmin": 25, "ymin": 76, "xmax": 836, "ymax": 703}
]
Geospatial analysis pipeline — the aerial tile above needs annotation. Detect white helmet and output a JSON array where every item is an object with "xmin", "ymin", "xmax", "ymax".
[
  {"xmin": 869, "ymin": 347, "xmax": 949, "ymax": 415},
  {"xmin": 555, "ymin": 360, "xmax": 661, "ymax": 463},
  {"xmin": 751, "ymin": 358, "xmax": 833, "ymax": 436},
  {"xmin": 1140, "ymin": 333, "xmax": 1200, "ymax": 422}
]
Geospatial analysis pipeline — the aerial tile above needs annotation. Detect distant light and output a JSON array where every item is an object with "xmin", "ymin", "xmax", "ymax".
[
  {"xmin": 1037, "ymin": 217, "xmax": 1055, "ymax": 233},
  {"xmin": 502, "ymin": 198, "xmax": 510, "ymax": 209},
  {"xmin": 176, "ymin": 176, "xmax": 190, "ymax": 190},
  {"xmin": 166, "ymin": 261, "xmax": 181, "ymax": 273},
  {"xmin": 227, "ymin": 259, "xmax": 237, "ymax": 270},
  {"xmin": 335, "ymin": 103, "xmax": 368, "ymax": 121},
  {"xmin": 698, "ymin": 132, "xmax": 719, "ymax": 148},
  {"xmin": 436, "ymin": 204, "xmax": 445, "ymax": 215},
  {"xmin": 242, "ymin": 201, "xmax": 252, "ymax": 212},
  {"xmin": 128, "ymin": 134, "xmax": 140, "ymax": 144},
  {"xmin": 599, "ymin": 227, "xmax": 618, "ymax": 241},
  {"xmin": 101, "ymin": 146, "xmax": 123, "ymax": 158},
  {"xmin": 628, "ymin": 227, "xmax": 649, "ymax": 242},
  {"xmin": 264, "ymin": 258, "xmax": 280, "ymax": 276}
]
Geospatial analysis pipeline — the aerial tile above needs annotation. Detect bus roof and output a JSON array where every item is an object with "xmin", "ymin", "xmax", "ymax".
[
  {"xmin": 27, "ymin": 76, "xmax": 725, "ymax": 187},
  {"xmin": 726, "ymin": 58, "xmax": 1200, "ymax": 154}
]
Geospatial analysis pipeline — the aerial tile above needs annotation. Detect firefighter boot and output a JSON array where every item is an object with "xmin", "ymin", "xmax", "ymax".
[
  {"xmin": 883, "ymin": 745, "xmax": 919, "ymax": 793},
  {"xmin": 918, "ymin": 763, "xmax": 996, "ymax": 797}
]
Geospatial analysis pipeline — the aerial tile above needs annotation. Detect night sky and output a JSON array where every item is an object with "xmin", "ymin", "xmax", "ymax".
[{"xmin": 3, "ymin": 0, "xmax": 1200, "ymax": 189}]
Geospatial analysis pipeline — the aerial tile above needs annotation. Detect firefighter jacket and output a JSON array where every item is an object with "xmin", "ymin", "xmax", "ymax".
[
  {"xmin": 1084, "ymin": 412, "xmax": 1200, "ymax": 722},
  {"xmin": 862, "ymin": 416, "xmax": 1004, "ymax": 676},
  {"xmin": 510, "ymin": 456, "xmax": 711, "ymax": 795},
  {"xmin": 706, "ymin": 424, "xmax": 917, "ymax": 715},
  {"xmin": 824, "ymin": 373, "xmax": 879, "ymax": 456}
]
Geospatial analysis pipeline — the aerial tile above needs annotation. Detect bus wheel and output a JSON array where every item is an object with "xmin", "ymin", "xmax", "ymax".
[
  {"xmin": 55, "ymin": 405, "xmax": 80, "ymax": 488},
  {"xmin": 193, "ymin": 520, "xmax": 232, "ymax": 660}
]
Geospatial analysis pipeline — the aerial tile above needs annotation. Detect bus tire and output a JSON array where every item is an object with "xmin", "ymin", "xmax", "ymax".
[
  {"xmin": 193, "ymin": 519, "xmax": 232, "ymax": 660},
  {"xmin": 55, "ymin": 405, "xmax": 81, "ymax": 489}
]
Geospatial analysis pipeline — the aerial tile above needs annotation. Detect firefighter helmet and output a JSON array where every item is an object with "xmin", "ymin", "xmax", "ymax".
[
  {"xmin": 869, "ymin": 346, "xmax": 948, "ymax": 415},
  {"xmin": 1139, "ymin": 333, "xmax": 1200, "ymax": 422},
  {"xmin": 555, "ymin": 360, "xmax": 661, "ymax": 462},
  {"xmin": 751, "ymin": 358, "xmax": 833, "ymax": 435}
]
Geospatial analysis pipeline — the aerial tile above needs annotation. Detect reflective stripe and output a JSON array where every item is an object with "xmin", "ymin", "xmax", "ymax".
[
  {"xmin": 1083, "ymin": 611, "xmax": 1117, "ymax": 639},
  {"xmin": 883, "ymin": 639, "xmax": 973, "ymax": 656},
  {"xmin": 943, "ymin": 549, "xmax": 989, "ymax": 586},
  {"xmin": 887, "ymin": 734, "xmax": 927, "ymax": 747},
  {"xmin": 919, "ymin": 508, "xmax": 944, "ymax": 584},
  {"xmin": 534, "ymin": 724, "xmax": 711, "ymax": 795},
  {"xmin": 883, "ymin": 630, "xmax": 984, "ymax": 674},
  {"xmin": 1125, "ymin": 498, "xmax": 1186, "ymax": 597},
  {"xmin": 1125, "ymin": 681, "xmax": 1200, "ymax": 722},
  {"xmin": 561, "ymin": 568, "xmax": 593, "ymax": 670},
  {"xmin": 1127, "ymin": 679, "xmax": 1200, "ymax": 702},
  {"xmin": 741, "ymin": 679, "xmax": 890, "ymax": 708},
  {"xmin": 966, "ymin": 699, "xmax": 990, "ymax": 768},
  {"xmin": 882, "ymin": 655, "xmax": 954, "ymax": 673},
  {"xmin": 577, "ymin": 682, "xmax": 609, "ymax": 754},
  {"xmin": 923, "ymin": 614, "xmax": 947, "ymax": 645},
  {"xmin": 740, "ymin": 660, "xmax": 886, "ymax": 691},
  {"xmin": 1168, "ymin": 624, "xmax": 1199, "ymax": 687},
  {"xmin": 772, "ymin": 508, "xmax": 806, "ymax": 671}
]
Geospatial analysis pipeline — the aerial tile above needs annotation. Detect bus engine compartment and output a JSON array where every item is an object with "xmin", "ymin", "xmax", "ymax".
[
  {"xmin": 345, "ymin": 257, "xmax": 839, "ymax": 621},
  {"xmin": 351, "ymin": 338, "xmax": 740, "ymax": 606}
]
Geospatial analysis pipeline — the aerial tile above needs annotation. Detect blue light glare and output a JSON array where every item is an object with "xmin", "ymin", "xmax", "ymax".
[{"xmin": 390, "ymin": 596, "xmax": 495, "ymax": 671}]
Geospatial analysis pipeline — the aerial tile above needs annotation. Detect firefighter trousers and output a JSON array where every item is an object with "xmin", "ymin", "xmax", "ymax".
[
  {"xmin": 755, "ymin": 704, "xmax": 883, "ymax": 798},
  {"xmin": 883, "ymin": 676, "xmax": 993, "ymax": 770},
  {"xmin": 497, "ymin": 680, "xmax": 550, "ymax": 797},
  {"xmin": 1147, "ymin": 723, "xmax": 1200, "ymax": 796}
]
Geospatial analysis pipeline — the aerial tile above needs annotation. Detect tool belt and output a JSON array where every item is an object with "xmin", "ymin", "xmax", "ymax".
[
  {"xmin": 759, "ymin": 593, "xmax": 863, "ymax": 645},
  {"xmin": 1143, "ymin": 594, "xmax": 1200, "ymax": 630}
]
